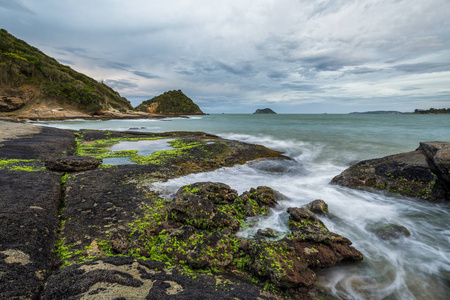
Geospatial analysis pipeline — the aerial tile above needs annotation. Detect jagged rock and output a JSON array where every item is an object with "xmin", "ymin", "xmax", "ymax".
[
  {"xmin": 367, "ymin": 223, "xmax": 411, "ymax": 240},
  {"xmin": 239, "ymin": 186, "xmax": 287, "ymax": 216},
  {"xmin": 331, "ymin": 143, "xmax": 450, "ymax": 201},
  {"xmin": 419, "ymin": 142, "xmax": 450, "ymax": 187},
  {"xmin": 0, "ymin": 87, "xmax": 36, "ymax": 112},
  {"xmin": 45, "ymin": 156, "xmax": 102, "ymax": 172},
  {"xmin": 305, "ymin": 199, "xmax": 328, "ymax": 215},
  {"xmin": 40, "ymin": 257, "xmax": 279, "ymax": 300}
]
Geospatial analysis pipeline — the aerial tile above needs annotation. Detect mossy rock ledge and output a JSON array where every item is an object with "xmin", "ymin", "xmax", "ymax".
[
  {"xmin": 331, "ymin": 142, "xmax": 450, "ymax": 201},
  {"xmin": 0, "ymin": 120, "xmax": 363, "ymax": 299}
]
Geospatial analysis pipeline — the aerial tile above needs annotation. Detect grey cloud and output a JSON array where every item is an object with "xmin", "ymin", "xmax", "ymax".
[
  {"xmin": 394, "ymin": 62, "xmax": 450, "ymax": 73},
  {"xmin": 0, "ymin": 0, "xmax": 34, "ymax": 14},
  {"xmin": 280, "ymin": 83, "xmax": 322, "ymax": 93},
  {"xmin": 104, "ymin": 79, "xmax": 138, "ymax": 90},
  {"xmin": 267, "ymin": 70, "xmax": 289, "ymax": 79},
  {"xmin": 105, "ymin": 61, "xmax": 132, "ymax": 71},
  {"xmin": 131, "ymin": 70, "xmax": 162, "ymax": 79},
  {"xmin": 346, "ymin": 67, "xmax": 380, "ymax": 75}
]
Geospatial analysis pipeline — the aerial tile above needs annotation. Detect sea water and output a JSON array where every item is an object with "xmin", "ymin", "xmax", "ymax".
[{"xmin": 37, "ymin": 114, "xmax": 450, "ymax": 299}]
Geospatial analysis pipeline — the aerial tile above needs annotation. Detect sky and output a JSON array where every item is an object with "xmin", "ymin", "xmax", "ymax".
[{"xmin": 1, "ymin": 0, "xmax": 450, "ymax": 113}]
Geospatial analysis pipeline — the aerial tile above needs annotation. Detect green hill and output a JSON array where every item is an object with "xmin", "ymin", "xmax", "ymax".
[
  {"xmin": 0, "ymin": 29, "xmax": 133, "ymax": 116},
  {"xmin": 136, "ymin": 90, "xmax": 204, "ymax": 115}
]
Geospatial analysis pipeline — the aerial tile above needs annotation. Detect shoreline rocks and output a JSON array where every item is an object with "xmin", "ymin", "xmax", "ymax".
[
  {"xmin": 0, "ymin": 120, "xmax": 364, "ymax": 299},
  {"xmin": 331, "ymin": 142, "xmax": 450, "ymax": 201}
]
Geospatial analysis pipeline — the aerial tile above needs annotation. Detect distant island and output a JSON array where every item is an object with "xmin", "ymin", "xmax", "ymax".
[
  {"xmin": 135, "ymin": 90, "xmax": 204, "ymax": 115},
  {"xmin": 349, "ymin": 111, "xmax": 404, "ymax": 114},
  {"xmin": 413, "ymin": 108, "xmax": 450, "ymax": 114},
  {"xmin": 254, "ymin": 108, "xmax": 276, "ymax": 114}
]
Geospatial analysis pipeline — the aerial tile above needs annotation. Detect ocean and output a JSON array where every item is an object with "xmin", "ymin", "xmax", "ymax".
[{"xmin": 36, "ymin": 114, "xmax": 450, "ymax": 299}]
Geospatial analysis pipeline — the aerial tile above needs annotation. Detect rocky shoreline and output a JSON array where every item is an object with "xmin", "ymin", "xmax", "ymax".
[
  {"xmin": 0, "ymin": 120, "xmax": 365, "ymax": 299},
  {"xmin": 1, "ymin": 120, "xmax": 447, "ymax": 299}
]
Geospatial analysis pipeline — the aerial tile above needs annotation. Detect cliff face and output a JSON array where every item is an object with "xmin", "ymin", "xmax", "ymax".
[
  {"xmin": 0, "ymin": 29, "xmax": 133, "ymax": 119},
  {"xmin": 136, "ymin": 90, "xmax": 204, "ymax": 115}
]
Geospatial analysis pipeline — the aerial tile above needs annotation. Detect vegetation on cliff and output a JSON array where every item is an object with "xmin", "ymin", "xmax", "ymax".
[
  {"xmin": 0, "ymin": 29, "xmax": 133, "ymax": 113},
  {"xmin": 136, "ymin": 90, "xmax": 204, "ymax": 115}
]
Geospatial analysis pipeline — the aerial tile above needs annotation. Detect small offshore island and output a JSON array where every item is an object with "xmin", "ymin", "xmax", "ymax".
[
  {"xmin": 254, "ymin": 108, "xmax": 277, "ymax": 114},
  {"xmin": 1, "ymin": 29, "xmax": 450, "ymax": 299}
]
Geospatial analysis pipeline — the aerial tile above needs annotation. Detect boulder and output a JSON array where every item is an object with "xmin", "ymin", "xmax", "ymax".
[
  {"xmin": 45, "ymin": 156, "xmax": 102, "ymax": 172},
  {"xmin": 331, "ymin": 143, "xmax": 450, "ymax": 201},
  {"xmin": 305, "ymin": 199, "xmax": 329, "ymax": 215},
  {"xmin": 367, "ymin": 223, "xmax": 411, "ymax": 240},
  {"xmin": 169, "ymin": 183, "xmax": 241, "ymax": 232}
]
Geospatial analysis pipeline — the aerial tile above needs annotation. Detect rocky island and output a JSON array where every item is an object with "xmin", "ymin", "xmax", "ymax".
[
  {"xmin": 136, "ymin": 90, "xmax": 204, "ymax": 115},
  {"xmin": 254, "ymin": 108, "xmax": 277, "ymax": 114}
]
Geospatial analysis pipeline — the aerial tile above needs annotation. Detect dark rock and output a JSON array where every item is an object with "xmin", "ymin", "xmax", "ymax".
[
  {"xmin": 0, "ymin": 125, "xmax": 76, "ymax": 159},
  {"xmin": 419, "ymin": 142, "xmax": 450, "ymax": 192},
  {"xmin": 331, "ymin": 145, "xmax": 448, "ymax": 201},
  {"xmin": 40, "ymin": 257, "xmax": 279, "ymax": 300},
  {"xmin": 367, "ymin": 223, "xmax": 411, "ymax": 240},
  {"xmin": 0, "ymin": 169, "xmax": 61, "ymax": 300},
  {"xmin": 45, "ymin": 156, "xmax": 102, "ymax": 172},
  {"xmin": 305, "ymin": 199, "xmax": 329, "ymax": 215},
  {"xmin": 254, "ymin": 108, "xmax": 277, "ymax": 114},
  {"xmin": 257, "ymin": 228, "xmax": 280, "ymax": 238},
  {"xmin": 174, "ymin": 182, "xmax": 238, "ymax": 205},
  {"xmin": 169, "ymin": 183, "xmax": 241, "ymax": 232},
  {"xmin": 240, "ymin": 186, "xmax": 286, "ymax": 208}
]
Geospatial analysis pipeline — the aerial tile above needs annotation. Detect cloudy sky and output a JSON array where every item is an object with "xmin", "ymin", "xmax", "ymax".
[{"xmin": 1, "ymin": 0, "xmax": 450, "ymax": 113}]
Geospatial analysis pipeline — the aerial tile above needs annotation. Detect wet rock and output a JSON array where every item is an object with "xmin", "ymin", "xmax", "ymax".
[
  {"xmin": 174, "ymin": 182, "xmax": 238, "ymax": 205},
  {"xmin": 239, "ymin": 186, "xmax": 288, "ymax": 216},
  {"xmin": 169, "ymin": 183, "xmax": 241, "ymax": 232},
  {"xmin": 40, "ymin": 257, "xmax": 279, "ymax": 300},
  {"xmin": 419, "ymin": 142, "xmax": 450, "ymax": 192},
  {"xmin": 0, "ymin": 125, "xmax": 76, "ymax": 159},
  {"xmin": 287, "ymin": 207, "xmax": 348, "ymax": 245},
  {"xmin": 0, "ymin": 169, "xmax": 61, "ymax": 300},
  {"xmin": 305, "ymin": 199, "xmax": 329, "ymax": 215},
  {"xmin": 257, "ymin": 228, "xmax": 280, "ymax": 238},
  {"xmin": 45, "ymin": 155, "xmax": 102, "ymax": 172},
  {"xmin": 331, "ymin": 143, "xmax": 449, "ymax": 201},
  {"xmin": 367, "ymin": 223, "xmax": 411, "ymax": 240}
]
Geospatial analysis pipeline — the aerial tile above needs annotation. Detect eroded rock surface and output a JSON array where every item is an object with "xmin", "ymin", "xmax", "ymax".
[
  {"xmin": 40, "ymin": 257, "xmax": 280, "ymax": 300},
  {"xmin": 0, "ymin": 169, "xmax": 61, "ymax": 299},
  {"xmin": 45, "ymin": 155, "xmax": 102, "ymax": 172}
]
